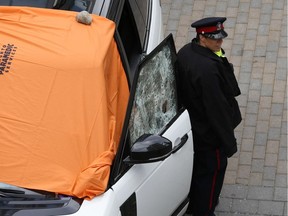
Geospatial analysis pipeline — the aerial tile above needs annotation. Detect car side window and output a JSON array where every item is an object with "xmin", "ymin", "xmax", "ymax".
[
  {"xmin": 128, "ymin": 0, "xmax": 149, "ymax": 50},
  {"xmin": 117, "ymin": 0, "xmax": 150, "ymax": 80},
  {"xmin": 128, "ymin": 34, "xmax": 178, "ymax": 146}
]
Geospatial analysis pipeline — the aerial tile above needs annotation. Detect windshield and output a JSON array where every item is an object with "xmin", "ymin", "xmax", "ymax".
[{"xmin": 0, "ymin": 0, "xmax": 94, "ymax": 12}]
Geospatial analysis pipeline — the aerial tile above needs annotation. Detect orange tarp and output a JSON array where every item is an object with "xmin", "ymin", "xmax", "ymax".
[{"xmin": 0, "ymin": 7, "xmax": 129, "ymax": 199}]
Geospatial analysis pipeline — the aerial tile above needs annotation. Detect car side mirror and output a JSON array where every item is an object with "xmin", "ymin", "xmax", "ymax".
[{"xmin": 124, "ymin": 134, "xmax": 172, "ymax": 164}]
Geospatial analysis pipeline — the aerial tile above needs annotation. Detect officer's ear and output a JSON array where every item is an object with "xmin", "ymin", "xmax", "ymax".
[
  {"xmin": 199, "ymin": 34, "xmax": 205, "ymax": 41},
  {"xmin": 199, "ymin": 34, "xmax": 206, "ymax": 45}
]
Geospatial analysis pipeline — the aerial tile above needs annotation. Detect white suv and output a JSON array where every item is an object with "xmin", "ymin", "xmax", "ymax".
[{"xmin": 0, "ymin": 1, "xmax": 194, "ymax": 215}]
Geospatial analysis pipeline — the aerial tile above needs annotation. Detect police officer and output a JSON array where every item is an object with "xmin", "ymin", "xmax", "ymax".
[{"xmin": 176, "ymin": 17, "xmax": 242, "ymax": 216}]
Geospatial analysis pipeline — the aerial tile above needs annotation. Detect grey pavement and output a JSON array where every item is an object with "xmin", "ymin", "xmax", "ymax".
[{"xmin": 161, "ymin": 0, "xmax": 287, "ymax": 215}]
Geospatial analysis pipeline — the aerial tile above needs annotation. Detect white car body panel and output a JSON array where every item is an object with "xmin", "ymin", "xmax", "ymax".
[
  {"xmin": 64, "ymin": 110, "xmax": 193, "ymax": 216},
  {"xmin": 146, "ymin": 0, "xmax": 164, "ymax": 53},
  {"xmin": 91, "ymin": 0, "xmax": 110, "ymax": 16},
  {"xmin": 135, "ymin": 110, "xmax": 193, "ymax": 216}
]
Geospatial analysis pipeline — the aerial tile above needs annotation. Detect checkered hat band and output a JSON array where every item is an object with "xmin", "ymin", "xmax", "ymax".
[{"xmin": 196, "ymin": 24, "xmax": 224, "ymax": 34}]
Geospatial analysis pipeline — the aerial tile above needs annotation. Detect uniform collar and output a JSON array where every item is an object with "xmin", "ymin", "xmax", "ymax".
[{"xmin": 191, "ymin": 39, "xmax": 224, "ymax": 61}]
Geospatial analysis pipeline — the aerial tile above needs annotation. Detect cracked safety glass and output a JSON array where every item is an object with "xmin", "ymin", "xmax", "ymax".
[{"xmin": 128, "ymin": 38, "xmax": 177, "ymax": 146}]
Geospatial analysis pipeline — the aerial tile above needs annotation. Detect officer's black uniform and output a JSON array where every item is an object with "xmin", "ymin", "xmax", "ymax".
[{"xmin": 176, "ymin": 17, "xmax": 242, "ymax": 216}]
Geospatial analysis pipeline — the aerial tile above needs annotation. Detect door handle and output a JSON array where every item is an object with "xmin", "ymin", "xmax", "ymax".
[{"xmin": 171, "ymin": 134, "xmax": 188, "ymax": 154}]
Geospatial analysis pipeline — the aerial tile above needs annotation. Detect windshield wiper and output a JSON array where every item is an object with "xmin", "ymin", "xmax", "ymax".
[
  {"xmin": 0, "ymin": 188, "xmax": 45, "ymax": 199},
  {"xmin": 0, "ymin": 187, "xmax": 80, "ymax": 216}
]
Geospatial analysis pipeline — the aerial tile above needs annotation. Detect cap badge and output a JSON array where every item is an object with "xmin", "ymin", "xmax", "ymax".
[{"xmin": 216, "ymin": 22, "xmax": 222, "ymax": 31}]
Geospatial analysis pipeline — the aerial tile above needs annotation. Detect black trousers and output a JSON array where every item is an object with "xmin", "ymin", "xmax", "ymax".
[{"xmin": 188, "ymin": 149, "xmax": 227, "ymax": 216}]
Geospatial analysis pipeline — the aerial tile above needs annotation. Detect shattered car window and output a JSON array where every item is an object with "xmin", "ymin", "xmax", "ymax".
[{"xmin": 128, "ymin": 44, "xmax": 177, "ymax": 145}]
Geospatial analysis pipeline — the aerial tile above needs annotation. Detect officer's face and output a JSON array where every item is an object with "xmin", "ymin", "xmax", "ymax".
[{"xmin": 199, "ymin": 35, "xmax": 223, "ymax": 52}]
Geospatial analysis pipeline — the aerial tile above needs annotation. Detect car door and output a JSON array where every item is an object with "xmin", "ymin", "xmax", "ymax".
[{"xmin": 111, "ymin": 34, "xmax": 194, "ymax": 216}]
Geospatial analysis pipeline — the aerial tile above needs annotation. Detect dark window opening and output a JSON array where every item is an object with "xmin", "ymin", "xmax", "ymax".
[
  {"xmin": 128, "ymin": 0, "xmax": 149, "ymax": 49},
  {"xmin": 118, "ymin": 0, "xmax": 143, "ymax": 76}
]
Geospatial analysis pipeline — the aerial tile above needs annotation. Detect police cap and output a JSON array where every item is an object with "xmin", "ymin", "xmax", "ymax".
[{"xmin": 191, "ymin": 17, "xmax": 228, "ymax": 39}]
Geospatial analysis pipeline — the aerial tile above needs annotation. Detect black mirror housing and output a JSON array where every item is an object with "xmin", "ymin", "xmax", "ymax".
[{"xmin": 124, "ymin": 134, "xmax": 172, "ymax": 164}]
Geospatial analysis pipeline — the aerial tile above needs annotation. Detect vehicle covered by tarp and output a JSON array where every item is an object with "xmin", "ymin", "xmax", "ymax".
[{"xmin": 0, "ymin": 6, "xmax": 129, "ymax": 199}]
